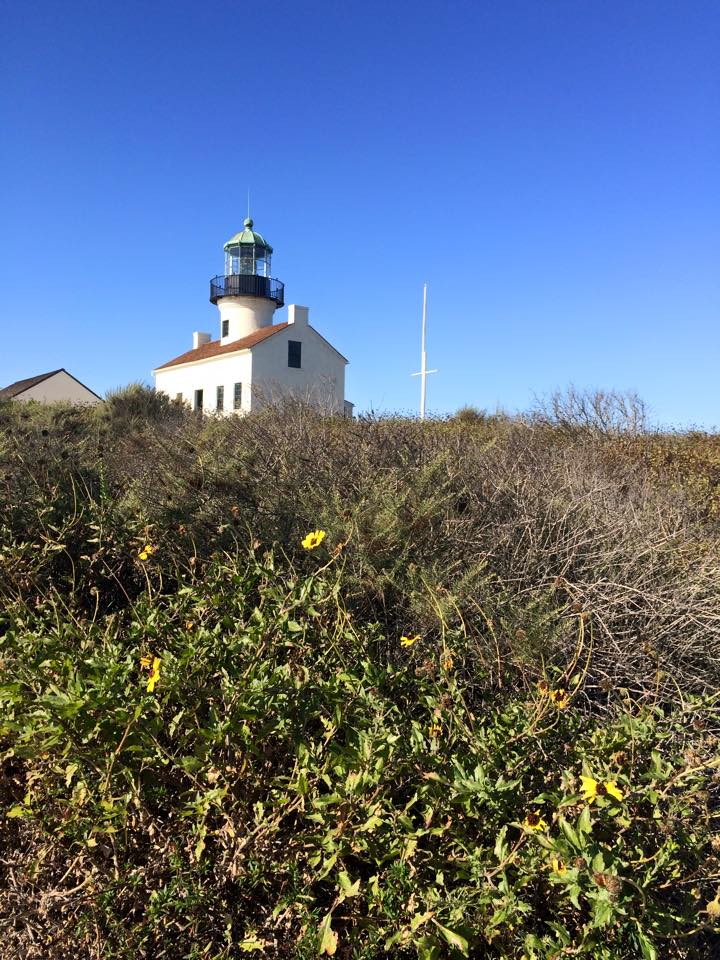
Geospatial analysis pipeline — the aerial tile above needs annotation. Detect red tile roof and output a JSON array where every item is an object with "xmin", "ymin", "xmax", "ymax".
[{"xmin": 154, "ymin": 323, "xmax": 289, "ymax": 370}]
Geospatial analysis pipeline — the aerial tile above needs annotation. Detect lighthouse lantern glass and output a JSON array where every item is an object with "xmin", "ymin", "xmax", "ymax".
[{"xmin": 224, "ymin": 243, "xmax": 272, "ymax": 278}]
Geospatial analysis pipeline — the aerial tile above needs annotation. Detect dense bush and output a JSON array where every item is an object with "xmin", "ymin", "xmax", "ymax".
[
  {"xmin": 2, "ymin": 547, "xmax": 719, "ymax": 958},
  {"xmin": 2, "ymin": 391, "xmax": 720, "ymax": 701},
  {"xmin": 1, "ymin": 391, "xmax": 719, "ymax": 958}
]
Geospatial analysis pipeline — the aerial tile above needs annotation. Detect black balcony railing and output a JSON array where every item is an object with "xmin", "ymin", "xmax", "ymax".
[{"xmin": 209, "ymin": 274, "xmax": 285, "ymax": 306}]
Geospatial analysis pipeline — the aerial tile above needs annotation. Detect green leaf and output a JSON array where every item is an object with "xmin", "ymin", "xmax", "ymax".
[
  {"xmin": 417, "ymin": 937, "xmax": 441, "ymax": 960},
  {"xmin": 337, "ymin": 870, "xmax": 360, "ymax": 898},
  {"xmin": 318, "ymin": 912, "xmax": 338, "ymax": 956},
  {"xmin": 180, "ymin": 755, "xmax": 204, "ymax": 773},
  {"xmin": 401, "ymin": 836, "xmax": 418, "ymax": 861},
  {"xmin": 359, "ymin": 814, "xmax": 383, "ymax": 832},
  {"xmin": 568, "ymin": 883, "xmax": 582, "ymax": 910},
  {"xmin": 559, "ymin": 816, "xmax": 581, "ymax": 849},
  {"xmin": 578, "ymin": 805, "xmax": 592, "ymax": 835},
  {"xmin": 410, "ymin": 911, "xmax": 434, "ymax": 932},
  {"xmin": 591, "ymin": 895, "xmax": 617, "ymax": 928},
  {"xmin": 194, "ymin": 825, "xmax": 207, "ymax": 860},
  {"xmin": 636, "ymin": 929, "xmax": 658, "ymax": 960},
  {"xmin": 239, "ymin": 938, "xmax": 267, "ymax": 952},
  {"xmin": 317, "ymin": 853, "xmax": 337, "ymax": 879},
  {"xmin": 64, "ymin": 762, "xmax": 79, "ymax": 787},
  {"xmin": 546, "ymin": 922, "xmax": 572, "ymax": 946},
  {"xmin": 494, "ymin": 824, "xmax": 509, "ymax": 861},
  {"xmin": 434, "ymin": 922, "xmax": 469, "ymax": 956}
]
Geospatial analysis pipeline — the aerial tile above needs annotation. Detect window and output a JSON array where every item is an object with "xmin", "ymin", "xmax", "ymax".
[
  {"xmin": 221, "ymin": 318, "xmax": 229, "ymax": 338},
  {"xmin": 175, "ymin": 392, "xmax": 183, "ymax": 403},
  {"xmin": 239, "ymin": 247, "xmax": 254, "ymax": 274},
  {"xmin": 288, "ymin": 340, "xmax": 302, "ymax": 369},
  {"xmin": 194, "ymin": 389, "xmax": 203, "ymax": 411},
  {"xmin": 233, "ymin": 382, "xmax": 242, "ymax": 410},
  {"xmin": 216, "ymin": 385, "xmax": 224, "ymax": 412}
]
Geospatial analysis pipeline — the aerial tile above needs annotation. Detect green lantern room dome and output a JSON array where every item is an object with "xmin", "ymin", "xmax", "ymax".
[{"xmin": 223, "ymin": 218, "xmax": 273, "ymax": 254}]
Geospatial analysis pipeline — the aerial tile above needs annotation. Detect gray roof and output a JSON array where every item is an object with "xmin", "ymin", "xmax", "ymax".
[{"xmin": 0, "ymin": 369, "xmax": 102, "ymax": 401}]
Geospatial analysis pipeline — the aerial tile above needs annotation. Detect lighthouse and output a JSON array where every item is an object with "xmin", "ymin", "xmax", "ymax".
[
  {"xmin": 211, "ymin": 218, "xmax": 285, "ymax": 343},
  {"xmin": 153, "ymin": 217, "xmax": 351, "ymax": 416}
]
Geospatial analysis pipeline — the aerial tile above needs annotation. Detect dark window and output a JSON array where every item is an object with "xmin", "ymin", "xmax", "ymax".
[
  {"xmin": 175, "ymin": 392, "xmax": 183, "ymax": 403},
  {"xmin": 233, "ymin": 382, "xmax": 242, "ymax": 410},
  {"xmin": 216, "ymin": 385, "xmax": 224, "ymax": 412},
  {"xmin": 288, "ymin": 340, "xmax": 302, "ymax": 368},
  {"xmin": 194, "ymin": 389, "xmax": 203, "ymax": 411},
  {"xmin": 221, "ymin": 318, "xmax": 229, "ymax": 338}
]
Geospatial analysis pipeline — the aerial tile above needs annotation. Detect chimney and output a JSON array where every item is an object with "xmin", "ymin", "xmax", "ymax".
[
  {"xmin": 287, "ymin": 305, "xmax": 309, "ymax": 327},
  {"xmin": 193, "ymin": 331, "xmax": 212, "ymax": 349}
]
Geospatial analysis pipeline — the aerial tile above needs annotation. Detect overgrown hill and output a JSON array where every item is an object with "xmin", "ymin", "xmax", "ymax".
[{"xmin": 0, "ymin": 390, "xmax": 719, "ymax": 959}]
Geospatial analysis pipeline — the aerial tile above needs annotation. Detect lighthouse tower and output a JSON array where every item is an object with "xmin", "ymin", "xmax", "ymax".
[{"xmin": 210, "ymin": 218, "xmax": 285, "ymax": 344}]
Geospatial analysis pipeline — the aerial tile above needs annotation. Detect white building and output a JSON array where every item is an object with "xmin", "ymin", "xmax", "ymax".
[
  {"xmin": 153, "ymin": 219, "xmax": 351, "ymax": 415},
  {"xmin": 0, "ymin": 369, "xmax": 102, "ymax": 405}
]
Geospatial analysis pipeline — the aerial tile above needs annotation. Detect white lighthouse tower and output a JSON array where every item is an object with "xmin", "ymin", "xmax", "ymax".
[
  {"xmin": 153, "ymin": 217, "xmax": 352, "ymax": 416},
  {"xmin": 211, "ymin": 218, "xmax": 285, "ymax": 343}
]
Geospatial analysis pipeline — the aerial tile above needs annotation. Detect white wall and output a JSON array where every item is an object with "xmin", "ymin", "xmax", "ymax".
[
  {"xmin": 250, "ymin": 307, "xmax": 346, "ymax": 413},
  {"xmin": 154, "ymin": 305, "xmax": 347, "ymax": 416},
  {"xmin": 219, "ymin": 296, "xmax": 277, "ymax": 343},
  {"xmin": 17, "ymin": 371, "xmax": 102, "ymax": 405},
  {"xmin": 155, "ymin": 351, "xmax": 253, "ymax": 414}
]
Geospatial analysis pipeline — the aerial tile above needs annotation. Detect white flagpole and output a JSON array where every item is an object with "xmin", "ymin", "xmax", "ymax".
[
  {"xmin": 411, "ymin": 282, "xmax": 438, "ymax": 419},
  {"xmin": 420, "ymin": 282, "xmax": 428, "ymax": 419}
]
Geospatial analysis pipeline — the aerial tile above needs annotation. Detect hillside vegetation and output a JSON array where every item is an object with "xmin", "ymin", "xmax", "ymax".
[{"xmin": 0, "ymin": 389, "xmax": 719, "ymax": 960}]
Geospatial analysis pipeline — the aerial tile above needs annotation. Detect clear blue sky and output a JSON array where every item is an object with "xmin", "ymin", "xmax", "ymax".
[{"xmin": 2, "ymin": 1, "xmax": 718, "ymax": 425}]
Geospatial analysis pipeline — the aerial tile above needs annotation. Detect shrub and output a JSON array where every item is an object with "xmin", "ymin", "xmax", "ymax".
[
  {"xmin": 1, "ymin": 548, "xmax": 718, "ymax": 959},
  {"xmin": 529, "ymin": 388, "xmax": 648, "ymax": 436},
  {"xmin": 100, "ymin": 383, "xmax": 188, "ymax": 429},
  {"xmin": 453, "ymin": 406, "xmax": 488, "ymax": 424},
  {"xmin": 2, "ymin": 400, "xmax": 720, "ymax": 703},
  {"xmin": 2, "ymin": 395, "xmax": 720, "ymax": 957}
]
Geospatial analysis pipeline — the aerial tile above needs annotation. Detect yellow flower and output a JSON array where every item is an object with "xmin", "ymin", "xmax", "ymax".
[
  {"xmin": 604, "ymin": 780, "xmax": 624, "ymax": 801},
  {"xmin": 139, "ymin": 655, "xmax": 151, "ymax": 669},
  {"xmin": 551, "ymin": 857, "xmax": 567, "ymax": 876},
  {"xmin": 537, "ymin": 679, "xmax": 549, "ymax": 695},
  {"xmin": 428, "ymin": 723, "xmax": 442, "ymax": 738},
  {"xmin": 580, "ymin": 776, "xmax": 598, "ymax": 801},
  {"xmin": 400, "ymin": 634, "xmax": 420, "ymax": 647},
  {"xmin": 185, "ymin": 620, "xmax": 195, "ymax": 630},
  {"xmin": 138, "ymin": 550, "xmax": 148, "ymax": 561},
  {"xmin": 441, "ymin": 654, "xmax": 454, "ymax": 670},
  {"xmin": 549, "ymin": 688, "xmax": 569, "ymax": 709},
  {"xmin": 301, "ymin": 529, "xmax": 326, "ymax": 550},
  {"xmin": 146, "ymin": 656, "xmax": 161, "ymax": 693},
  {"xmin": 522, "ymin": 811, "xmax": 547, "ymax": 831},
  {"xmin": 580, "ymin": 775, "xmax": 624, "ymax": 803}
]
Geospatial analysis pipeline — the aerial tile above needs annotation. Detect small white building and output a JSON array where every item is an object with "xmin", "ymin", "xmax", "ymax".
[
  {"xmin": 0, "ymin": 369, "xmax": 102, "ymax": 405},
  {"xmin": 153, "ymin": 219, "xmax": 351, "ymax": 415}
]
